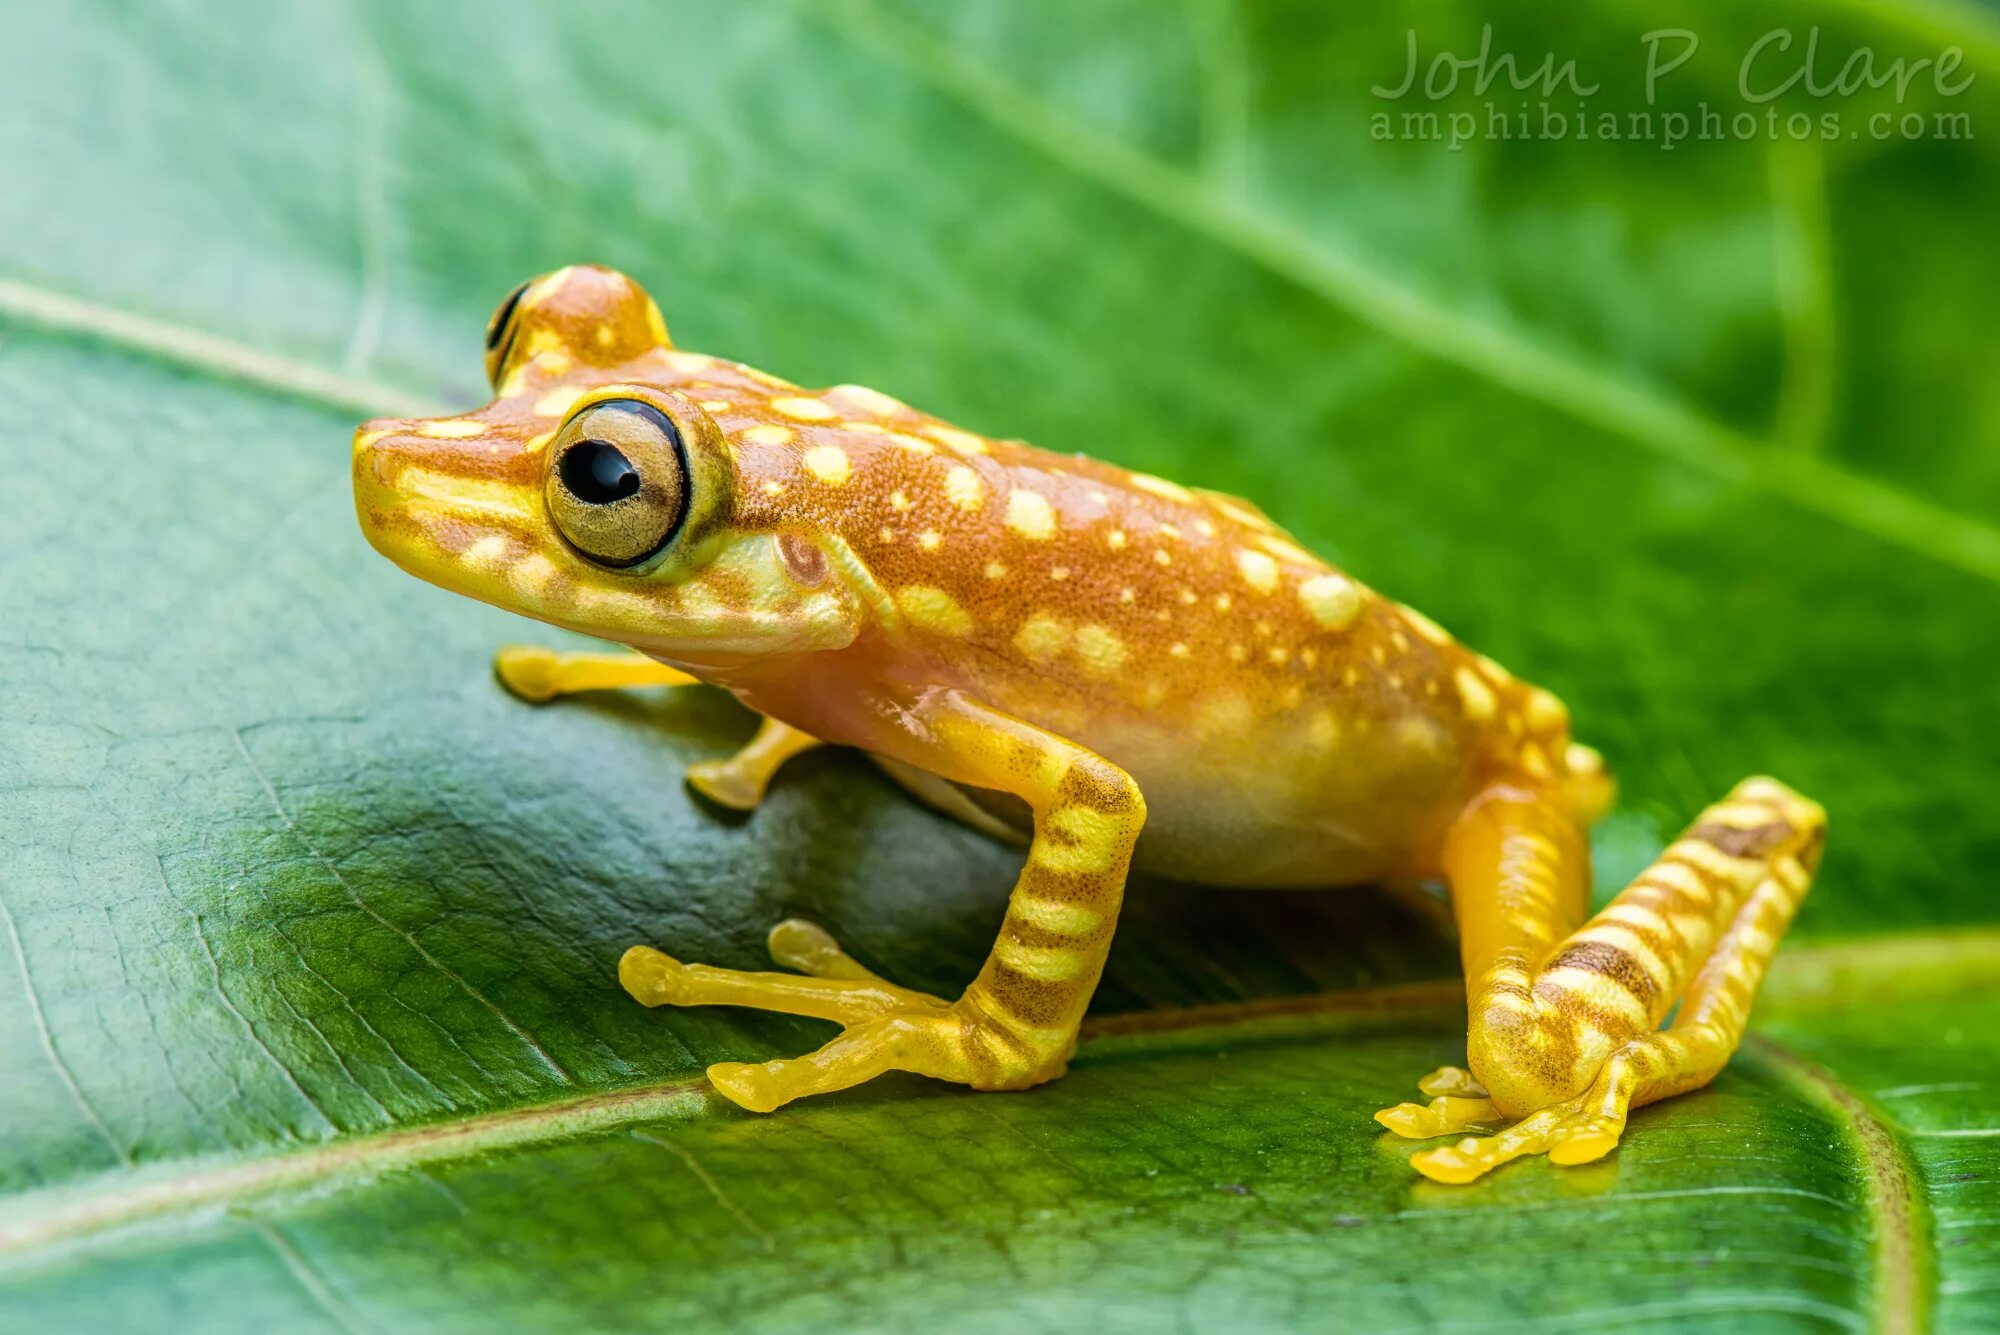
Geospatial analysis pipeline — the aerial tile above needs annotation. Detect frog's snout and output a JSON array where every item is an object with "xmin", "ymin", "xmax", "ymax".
[
  {"xmin": 351, "ymin": 420, "xmax": 411, "ymax": 559},
  {"xmin": 351, "ymin": 417, "xmax": 408, "ymax": 474}
]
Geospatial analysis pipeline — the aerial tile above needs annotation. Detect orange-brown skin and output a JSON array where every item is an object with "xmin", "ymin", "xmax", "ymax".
[{"xmin": 354, "ymin": 267, "xmax": 1827, "ymax": 1182}]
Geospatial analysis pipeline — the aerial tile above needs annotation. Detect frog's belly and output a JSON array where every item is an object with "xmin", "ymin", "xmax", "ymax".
[{"xmin": 870, "ymin": 713, "xmax": 1473, "ymax": 890}]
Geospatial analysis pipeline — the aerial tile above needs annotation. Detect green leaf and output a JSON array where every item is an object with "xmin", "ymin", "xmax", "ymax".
[{"xmin": 1, "ymin": 1, "xmax": 1995, "ymax": 1330}]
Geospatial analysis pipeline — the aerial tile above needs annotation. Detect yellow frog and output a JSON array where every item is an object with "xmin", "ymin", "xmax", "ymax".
[{"xmin": 352, "ymin": 266, "xmax": 1826, "ymax": 1183}]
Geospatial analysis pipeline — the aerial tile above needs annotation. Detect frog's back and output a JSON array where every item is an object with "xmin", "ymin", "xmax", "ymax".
[{"xmin": 666, "ymin": 356, "xmax": 1588, "ymax": 886}]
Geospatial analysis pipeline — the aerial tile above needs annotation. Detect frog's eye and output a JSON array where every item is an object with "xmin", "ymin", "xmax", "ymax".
[
  {"xmin": 483, "ymin": 280, "xmax": 531, "ymax": 389},
  {"xmin": 545, "ymin": 399, "xmax": 690, "ymax": 568}
]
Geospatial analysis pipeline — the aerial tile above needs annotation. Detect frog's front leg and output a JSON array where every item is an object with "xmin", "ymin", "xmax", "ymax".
[
  {"xmin": 1377, "ymin": 776, "xmax": 1825, "ymax": 1182},
  {"xmin": 685, "ymin": 717, "xmax": 825, "ymax": 811},
  {"xmin": 495, "ymin": 645, "xmax": 699, "ymax": 701},
  {"xmin": 494, "ymin": 646, "xmax": 823, "ymax": 810},
  {"xmin": 620, "ymin": 688, "xmax": 1145, "ymax": 1111}
]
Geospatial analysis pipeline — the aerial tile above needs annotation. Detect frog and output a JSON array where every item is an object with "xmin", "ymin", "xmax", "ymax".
[{"xmin": 351, "ymin": 265, "xmax": 1827, "ymax": 1183}]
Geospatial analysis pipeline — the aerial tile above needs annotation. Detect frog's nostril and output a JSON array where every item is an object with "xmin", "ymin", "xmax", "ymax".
[
  {"xmin": 350, "ymin": 426, "xmax": 412, "ymax": 497},
  {"xmin": 353, "ymin": 418, "xmax": 406, "ymax": 460}
]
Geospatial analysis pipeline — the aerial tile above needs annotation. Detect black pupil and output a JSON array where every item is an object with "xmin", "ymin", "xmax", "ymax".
[{"xmin": 561, "ymin": 440, "xmax": 641, "ymax": 504}]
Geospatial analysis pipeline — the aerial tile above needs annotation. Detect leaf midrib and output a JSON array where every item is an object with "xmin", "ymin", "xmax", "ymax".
[
  {"xmin": 1751, "ymin": 1036, "xmax": 1929, "ymax": 1335},
  {"xmin": 2, "ymin": 929, "xmax": 1992, "ymax": 1272}
]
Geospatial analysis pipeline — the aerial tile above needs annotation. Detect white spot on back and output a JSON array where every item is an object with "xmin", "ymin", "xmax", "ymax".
[
  {"xmin": 830, "ymin": 384, "xmax": 908, "ymax": 417},
  {"xmin": 924, "ymin": 424, "xmax": 989, "ymax": 456},
  {"xmin": 1235, "ymin": 549, "xmax": 1279, "ymax": 593},
  {"xmin": 773, "ymin": 396, "xmax": 837, "ymax": 422},
  {"xmin": 1455, "ymin": 666, "xmax": 1498, "ymax": 721},
  {"xmin": 803, "ymin": 444, "xmax": 851, "ymax": 485},
  {"xmin": 1129, "ymin": 472, "xmax": 1194, "ymax": 504},
  {"xmin": 1074, "ymin": 625, "xmax": 1126, "ymax": 676},
  {"xmin": 1014, "ymin": 613, "xmax": 1068, "ymax": 661},
  {"xmin": 944, "ymin": 464, "xmax": 985, "ymax": 512},
  {"xmin": 1006, "ymin": 489, "xmax": 1057, "ymax": 541},
  {"xmin": 1400, "ymin": 605, "xmax": 1452, "ymax": 645},
  {"xmin": 1299, "ymin": 574, "xmax": 1362, "ymax": 630}
]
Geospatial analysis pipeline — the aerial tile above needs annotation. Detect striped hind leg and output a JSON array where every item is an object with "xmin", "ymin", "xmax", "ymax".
[
  {"xmin": 621, "ymin": 689, "xmax": 1145, "ymax": 1111},
  {"xmin": 1379, "ymin": 777, "xmax": 1826, "ymax": 1183}
]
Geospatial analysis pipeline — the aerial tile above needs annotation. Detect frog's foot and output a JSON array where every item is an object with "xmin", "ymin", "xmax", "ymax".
[
  {"xmin": 621, "ymin": 919, "xmax": 1068, "ymax": 1113},
  {"xmin": 494, "ymin": 645, "xmax": 697, "ymax": 702},
  {"xmin": 684, "ymin": 719, "xmax": 824, "ymax": 811},
  {"xmin": 1407, "ymin": 1042, "xmax": 1655, "ymax": 1184},
  {"xmin": 1417, "ymin": 776, "xmax": 1826, "ymax": 1183}
]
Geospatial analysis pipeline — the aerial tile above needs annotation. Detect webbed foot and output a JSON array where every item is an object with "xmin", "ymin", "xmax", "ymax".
[
  {"xmin": 622, "ymin": 919, "xmax": 1069, "ymax": 1112},
  {"xmin": 1406, "ymin": 1058, "xmax": 1637, "ymax": 1184}
]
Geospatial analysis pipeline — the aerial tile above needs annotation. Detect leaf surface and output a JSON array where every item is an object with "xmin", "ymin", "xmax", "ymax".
[{"xmin": 0, "ymin": 1, "xmax": 1994, "ymax": 1330}]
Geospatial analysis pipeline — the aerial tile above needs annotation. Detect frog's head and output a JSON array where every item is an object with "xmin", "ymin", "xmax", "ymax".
[{"xmin": 353, "ymin": 266, "xmax": 864, "ymax": 668}]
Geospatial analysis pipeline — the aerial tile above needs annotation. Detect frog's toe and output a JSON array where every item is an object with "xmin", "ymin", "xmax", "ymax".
[
  {"xmin": 1544, "ymin": 1113, "xmax": 1626, "ymax": 1166},
  {"xmin": 685, "ymin": 758, "xmax": 766, "ymax": 810},
  {"xmin": 683, "ymin": 718, "xmax": 824, "ymax": 812},
  {"xmin": 1409, "ymin": 1134, "xmax": 1512, "ymax": 1185},
  {"xmin": 1406, "ymin": 1094, "xmax": 1631, "ymax": 1183},
  {"xmin": 706, "ymin": 1012, "xmax": 977, "ymax": 1112},
  {"xmin": 618, "ymin": 944, "xmax": 686, "ymax": 1006},
  {"xmin": 1375, "ymin": 1094, "xmax": 1504, "ymax": 1139},
  {"xmin": 1417, "ymin": 1065, "xmax": 1487, "ymax": 1099},
  {"xmin": 706, "ymin": 1060, "xmax": 786, "ymax": 1114},
  {"xmin": 494, "ymin": 645, "xmax": 561, "ymax": 702},
  {"xmin": 1376, "ymin": 1064, "xmax": 1501, "ymax": 1137},
  {"xmin": 766, "ymin": 918, "xmax": 886, "ymax": 982}
]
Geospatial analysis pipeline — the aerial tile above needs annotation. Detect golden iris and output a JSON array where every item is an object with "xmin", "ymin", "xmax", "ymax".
[{"xmin": 545, "ymin": 399, "xmax": 689, "ymax": 568}]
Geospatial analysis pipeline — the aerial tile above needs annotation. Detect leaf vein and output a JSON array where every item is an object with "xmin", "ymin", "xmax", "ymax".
[
  {"xmin": 816, "ymin": 0, "xmax": 2000, "ymax": 587},
  {"xmin": 0, "ymin": 930, "xmax": 1992, "ymax": 1267},
  {"xmin": 0, "ymin": 275, "xmax": 442, "ymax": 421},
  {"xmin": 257, "ymin": 1222, "xmax": 371, "ymax": 1335},
  {"xmin": 191, "ymin": 908, "xmax": 341, "ymax": 1139},
  {"xmin": 0, "ymin": 882, "xmax": 130, "ymax": 1167},
  {"xmin": 1748, "ymin": 1036, "xmax": 1932, "ymax": 1335},
  {"xmin": 226, "ymin": 728, "xmax": 576, "ymax": 1087}
]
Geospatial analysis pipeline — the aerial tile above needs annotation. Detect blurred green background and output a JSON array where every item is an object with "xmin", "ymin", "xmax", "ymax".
[{"xmin": 0, "ymin": 2, "xmax": 1995, "ymax": 1331}]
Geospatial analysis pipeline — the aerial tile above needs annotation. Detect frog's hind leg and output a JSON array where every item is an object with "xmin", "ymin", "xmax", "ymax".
[
  {"xmin": 495, "ymin": 645, "xmax": 699, "ymax": 701},
  {"xmin": 494, "ymin": 646, "xmax": 823, "ymax": 810},
  {"xmin": 620, "ymin": 689, "xmax": 1145, "ymax": 1114},
  {"xmin": 1377, "ymin": 777, "xmax": 1825, "ymax": 1183}
]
